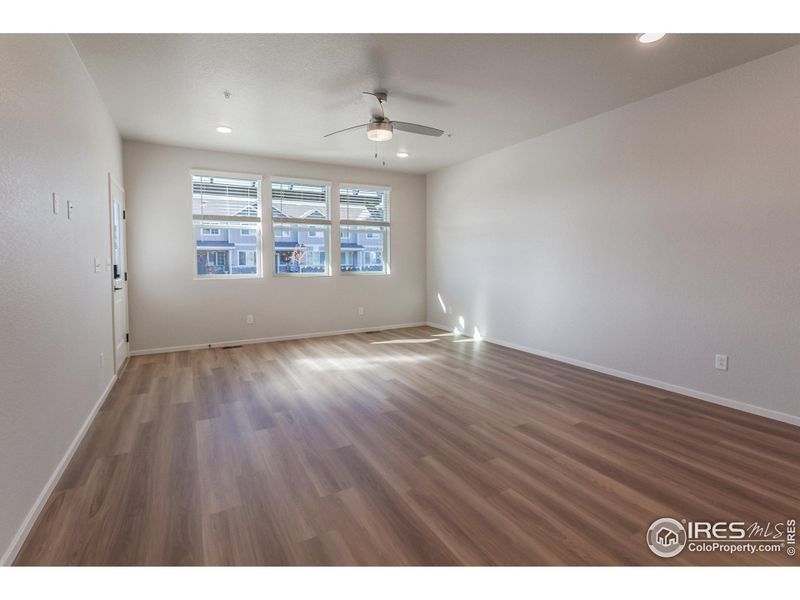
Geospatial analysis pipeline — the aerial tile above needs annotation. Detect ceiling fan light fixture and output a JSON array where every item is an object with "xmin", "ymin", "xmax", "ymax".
[{"xmin": 367, "ymin": 121, "xmax": 393, "ymax": 142}]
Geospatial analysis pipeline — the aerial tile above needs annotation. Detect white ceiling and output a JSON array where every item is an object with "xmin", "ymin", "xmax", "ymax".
[{"xmin": 71, "ymin": 34, "xmax": 799, "ymax": 174}]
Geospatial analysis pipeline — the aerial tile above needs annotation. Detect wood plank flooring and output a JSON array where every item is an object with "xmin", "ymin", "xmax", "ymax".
[{"xmin": 14, "ymin": 326, "xmax": 800, "ymax": 565}]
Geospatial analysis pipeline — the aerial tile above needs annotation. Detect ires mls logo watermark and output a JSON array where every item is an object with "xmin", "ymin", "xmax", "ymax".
[
  {"xmin": 647, "ymin": 517, "xmax": 796, "ymax": 558},
  {"xmin": 647, "ymin": 518, "xmax": 687, "ymax": 557}
]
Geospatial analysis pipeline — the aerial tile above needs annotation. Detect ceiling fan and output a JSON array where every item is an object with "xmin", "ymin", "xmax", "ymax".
[{"xmin": 324, "ymin": 91, "xmax": 445, "ymax": 142}]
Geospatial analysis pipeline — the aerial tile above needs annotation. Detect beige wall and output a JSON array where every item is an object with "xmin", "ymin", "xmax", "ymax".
[
  {"xmin": 123, "ymin": 141, "xmax": 427, "ymax": 352},
  {"xmin": 427, "ymin": 46, "xmax": 800, "ymax": 424},
  {"xmin": 0, "ymin": 35, "xmax": 123, "ymax": 562}
]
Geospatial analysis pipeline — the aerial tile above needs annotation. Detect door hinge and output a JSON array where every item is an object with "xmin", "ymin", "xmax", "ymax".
[
  {"xmin": 122, "ymin": 210, "xmax": 126, "ymax": 219},
  {"xmin": 124, "ymin": 272, "xmax": 128, "ymax": 281},
  {"xmin": 125, "ymin": 333, "xmax": 129, "ymax": 343}
]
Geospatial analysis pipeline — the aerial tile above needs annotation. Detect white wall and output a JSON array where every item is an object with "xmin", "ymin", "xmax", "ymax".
[
  {"xmin": 0, "ymin": 35, "xmax": 123, "ymax": 562},
  {"xmin": 427, "ymin": 46, "xmax": 800, "ymax": 424},
  {"xmin": 123, "ymin": 141, "xmax": 427, "ymax": 352}
]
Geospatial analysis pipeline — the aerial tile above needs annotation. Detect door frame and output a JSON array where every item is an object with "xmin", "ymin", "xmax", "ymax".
[{"xmin": 109, "ymin": 173, "xmax": 129, "ymax": 374}]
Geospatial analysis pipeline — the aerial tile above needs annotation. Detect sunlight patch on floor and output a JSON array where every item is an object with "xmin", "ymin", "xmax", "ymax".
[
  {"xmin": 370, "ymin": 338, "xmax": 440, "ymax": 345},
  {"xmin": 294, "ymin": 355, "xmax": 433, "ymax": 371}
]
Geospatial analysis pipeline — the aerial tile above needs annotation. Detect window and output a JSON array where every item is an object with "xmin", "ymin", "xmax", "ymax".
[
  {"xmin": 192, "ymin": 172, "xmax": 262, "ymax": 278},
  {"xmin": 339, "ymin": 185, "xmax": 390, "ymax": 274},
  {"xmin": 238, "ymin": 251, "xmax": 256, "ymax": 267},
  {"xmin": 272, "ymin": 179, "xmax": 331, "ymax": 275}
]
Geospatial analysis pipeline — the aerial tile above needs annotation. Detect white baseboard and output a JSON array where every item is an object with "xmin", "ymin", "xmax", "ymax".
[
  {"xmin": 425, "ymin": 321, "xmax": 800, "ymax": 428},
  {"xmin": 1, "ymin": 373, "xmax": 119, "ymax": 566},
  {"xmin": 130, "ymin": 322, "xmax": 428, "ymax": 356}
]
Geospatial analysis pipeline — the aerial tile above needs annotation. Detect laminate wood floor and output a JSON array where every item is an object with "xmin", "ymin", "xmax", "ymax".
[{"xmin": 15, "ymin": 326, "xmax": 800, "ymax": 565}]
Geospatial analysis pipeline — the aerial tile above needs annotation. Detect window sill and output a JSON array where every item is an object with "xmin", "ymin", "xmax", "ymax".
[
  {"xmin": 339, "ymin": 270, "xmax": 390, "ymax": 276},
  {"xmin": 272, "ymin": 272, "xmax": 332, "ymax": 278},
  {"xmin": 193, "ymin": 274, "xmax": 263, "ymax": 280}
]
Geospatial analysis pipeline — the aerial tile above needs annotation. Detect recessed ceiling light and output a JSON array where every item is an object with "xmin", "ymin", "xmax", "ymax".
[
  {"xmin": 216, "ymin": 125, "xmax": 233, "ymax": 134},
  {"xmin": 396, "ymin": 151, "xmax": 409, "ymax": 158},
  {"xmin": 636, "ymin": 33, "xmax": 666, "ymax": 44}
]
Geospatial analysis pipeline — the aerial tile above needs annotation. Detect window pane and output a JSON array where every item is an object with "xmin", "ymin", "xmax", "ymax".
[
  {"xmin": 272, "ymin": 181, "xmax": 329, "ymax": 221},
  {"xmin": 340, "ymin": 187, "xmax": 389, "ymax": 223},
  {"xmin": 193, "ymin": 175, "xmax": 261, "ymax": 221},
  {"xmin": 273, "ymin": 223, "xmax": 329, "ymax": 274},
  {"xmin": 340, "ymin": 225, "xmax": 387, "ymax": 273},
  {"xmin": 195, "ymin": 222, "xmax": 259, "ymax": 276}
]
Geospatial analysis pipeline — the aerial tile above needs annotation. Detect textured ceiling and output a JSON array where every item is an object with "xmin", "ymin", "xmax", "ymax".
[{"xmin": 71, "ymin": 33, "xmax": 799, "ymax": 174}]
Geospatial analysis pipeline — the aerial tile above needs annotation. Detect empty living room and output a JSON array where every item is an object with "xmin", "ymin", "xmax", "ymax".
[{"xmin": 1, "ymin": 1, "xmax": 798, "ymax": 596}]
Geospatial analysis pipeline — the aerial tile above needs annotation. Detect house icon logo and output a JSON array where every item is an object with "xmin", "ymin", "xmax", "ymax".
[
  {"xmin": 657, "ymin": 527, "xmax": 678, "ymax": 546},
  {"xmin": 647, "ymin": 518, "xmax": 687, "ymax": 558}
]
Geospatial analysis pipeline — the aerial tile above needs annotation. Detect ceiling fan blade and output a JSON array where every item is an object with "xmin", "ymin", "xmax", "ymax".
[
  {"xmin": 323, "ymin": 123, "xmax": 370, "ymax": 138},
  {"xmin": 391, "ymin": 121, "xmax": 445, "ymax": 137}
]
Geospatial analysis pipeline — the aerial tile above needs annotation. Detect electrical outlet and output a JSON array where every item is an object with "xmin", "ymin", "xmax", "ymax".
[
  {"xmin": 358, "ymin": 307, "xmax": 365, "ymax": 316},
  {"xmin": 246, "ymin": 314, "xmax": 254, "ymax": 324},
  {"xmin": 715, "ymin": 354, "xmax": 729, "ymax": 371}
]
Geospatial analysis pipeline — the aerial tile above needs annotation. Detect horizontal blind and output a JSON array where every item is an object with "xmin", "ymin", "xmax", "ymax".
[
  {"xmin": 192, "ymin": 175, "xmax": 261, "ymax": 223},
  {"xmin": 272, "ymin": 181, "xmax": 329, "ymax": 221},
  {"xmin": 339, "ymin": 187, "xmax": 389, "ymax": 224}
]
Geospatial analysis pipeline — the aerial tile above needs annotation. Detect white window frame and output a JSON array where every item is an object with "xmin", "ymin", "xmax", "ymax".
[
  {"xmin": 202, "ymin": 227, "xmax": 221, "ymax": 236},
  {"xmin": 339, "ymin": 183, "xmax": 391, "ymax": 276},
  {"xmin": 271, "ymin": 176, "xmax": 332, "ymax": 277},
  {"xmin": 191, "ymin": 169, "xmax": 263, "ymax": 280}
]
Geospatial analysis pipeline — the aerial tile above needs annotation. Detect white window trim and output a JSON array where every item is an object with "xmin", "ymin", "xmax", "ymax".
[
  {"xmin": 272, "ymin": 175, "xmax": 333, "ymax": 188},
  {"xmin": 339, "ymin": 182, "xmax": 391, "ymax": 194},
  {"xmin": 192, "ymin": 169, "xmax": 264, "ymax": 280},
  {"xmin": 271, "ymin": 176, "xmax": 332, "ymax": 277},
  {"xmin": 191, "ymin": 168, "xmax": 263, "ymax": 181},
  {"xmin": 338, "ymin": 184, "xmax": 391, "ymax": 276}
]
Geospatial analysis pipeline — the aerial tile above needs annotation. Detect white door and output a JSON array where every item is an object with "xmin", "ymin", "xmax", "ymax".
[{"xmin": 110, "ymin": 175, "xmax": 129, "ymax": 372}]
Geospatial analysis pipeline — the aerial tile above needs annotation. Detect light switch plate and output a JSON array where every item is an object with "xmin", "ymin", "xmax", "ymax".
[{"xmin": 67, "ymin": 201, "xmax": 75, "ymax": 220}]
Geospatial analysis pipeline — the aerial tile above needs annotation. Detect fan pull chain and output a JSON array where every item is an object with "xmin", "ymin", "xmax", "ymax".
[{"xmin": 373, "ymin": 141, "xmax": 386, "ymax": 167}]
